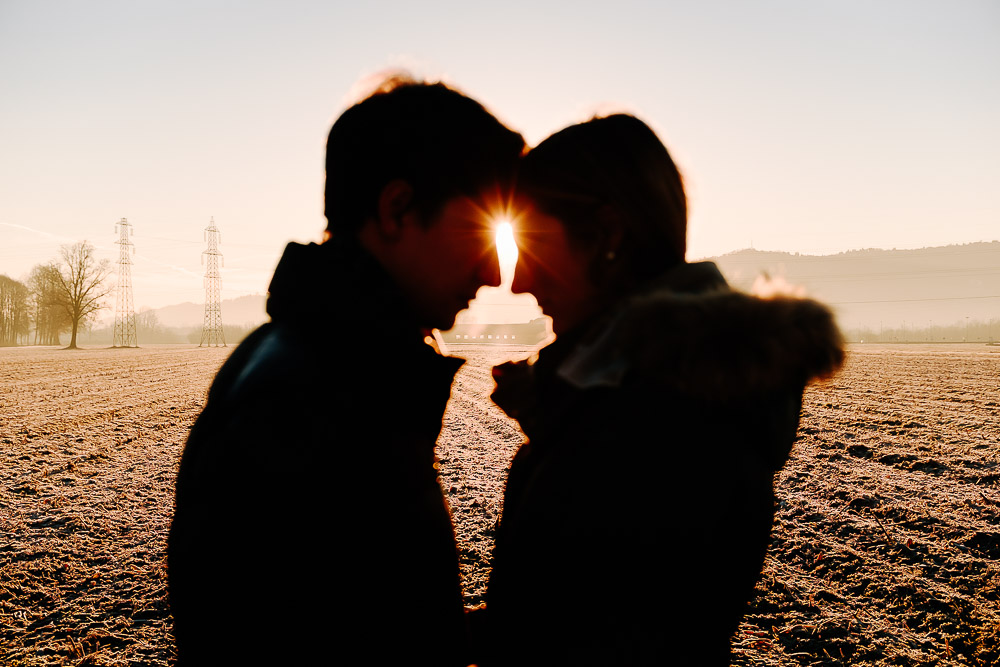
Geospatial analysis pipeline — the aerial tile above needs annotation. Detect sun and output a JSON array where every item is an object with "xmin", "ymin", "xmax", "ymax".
[{"xmin": 494, "ymin": 219, "xmax": 518, "ymax": 288}]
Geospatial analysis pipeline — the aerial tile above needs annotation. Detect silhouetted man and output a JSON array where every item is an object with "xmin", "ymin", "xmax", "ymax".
[{"xmin": 168, "ymin": 78, "xmax": 524, "ymax": 666}]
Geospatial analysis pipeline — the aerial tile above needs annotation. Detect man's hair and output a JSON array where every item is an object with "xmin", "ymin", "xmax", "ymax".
[
  {"xmin": 325, "ymin": 76, "xmax": 525, "ymax": 236},
  {"xmin": 519, "ymin": 114, "xmax": 687, "ymax": 286}
]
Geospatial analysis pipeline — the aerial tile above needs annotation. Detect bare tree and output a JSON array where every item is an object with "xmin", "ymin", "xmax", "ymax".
[
  {"xmin": 28, "ymin": 263, "xmax": 71, "ymax": 345},
  {"xmin": 52, "ymin": 241, "xmax": 113, "ymax": 349}
]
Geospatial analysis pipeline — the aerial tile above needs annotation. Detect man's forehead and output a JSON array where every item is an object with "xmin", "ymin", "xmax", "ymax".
[{"xmin": 433, "ymin": 194, "xmax": 496, "ymax": 226}]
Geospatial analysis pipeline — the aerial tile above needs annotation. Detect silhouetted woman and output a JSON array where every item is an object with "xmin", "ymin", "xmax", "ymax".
[{"xmin": 482, "ymin": 115, "xmax": 844, "ymax": 665}]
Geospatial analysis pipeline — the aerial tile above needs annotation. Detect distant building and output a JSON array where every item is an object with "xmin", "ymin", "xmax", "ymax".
[
  {"xmin": 440, "ymin": 285, "xmax": 551, "ymax": 346},
  {"xmin": 443, "ymin": 317, "xmax": 551, "ymax": 347}
]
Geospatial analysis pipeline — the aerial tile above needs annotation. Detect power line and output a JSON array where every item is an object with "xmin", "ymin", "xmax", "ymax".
[
  {"xmin": 710, "ymin": 244, "xmax": 1000, "ymax": 262},
  {"xmin": 746, "ymin": 270, "xmax": 1000, "ymax": 284},
  {"xmin": 829, "ymin": 295, "xmax": 1000, "ymax": 305}
]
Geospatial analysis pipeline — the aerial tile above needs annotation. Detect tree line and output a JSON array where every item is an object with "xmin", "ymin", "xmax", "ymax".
[
  {"xmin": 1, "ymin": 241, "xmax": 112, "ymax": 348},
  {"xmin": 75, "ymin": 318, "xmax": 255, "ymax": 346},
  {"xmin": 842, "ymin": 318, "xmax": 1000, "ymax": 344}
]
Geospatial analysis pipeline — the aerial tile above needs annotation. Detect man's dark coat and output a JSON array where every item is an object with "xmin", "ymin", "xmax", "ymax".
[{"xmin": 168, "ymin": 240, "xmax": 466, "ymax": 666}]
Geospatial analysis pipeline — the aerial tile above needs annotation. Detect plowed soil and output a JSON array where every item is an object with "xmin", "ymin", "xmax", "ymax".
[{"xmin": 1, "ymin": 343, "xmax": 997, "ymax": 666}]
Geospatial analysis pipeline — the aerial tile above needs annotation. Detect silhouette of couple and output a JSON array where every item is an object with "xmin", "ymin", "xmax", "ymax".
[{"xmin": 167, "ymin": 77, "xmax": 844, "ymax": 666}]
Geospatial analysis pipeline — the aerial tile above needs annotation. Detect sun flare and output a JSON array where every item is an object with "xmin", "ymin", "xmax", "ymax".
[{"xmin": 495, "ymin": 219, "xmax": 518, "ymax": 288}]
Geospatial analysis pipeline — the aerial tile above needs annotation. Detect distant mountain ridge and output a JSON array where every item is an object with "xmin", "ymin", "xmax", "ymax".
[{"xmin": 704, "ymin": 241, "xmax": 1000, "ymax": 333}]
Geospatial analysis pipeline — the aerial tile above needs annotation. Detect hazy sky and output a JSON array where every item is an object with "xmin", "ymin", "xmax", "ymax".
[{"xmin": 2, "ymin": 0, "xmax": 997, "ymax": 309}]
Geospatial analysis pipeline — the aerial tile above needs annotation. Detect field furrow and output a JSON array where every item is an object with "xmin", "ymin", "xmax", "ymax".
[{"xmin": 0, "ymin": 343, "xmax": 997, "ymax": 666}]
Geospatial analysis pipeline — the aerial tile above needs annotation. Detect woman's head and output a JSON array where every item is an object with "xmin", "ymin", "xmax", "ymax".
[{"xmin": 513, "ymin": 114, "xmax": 688, "ymax": 333}]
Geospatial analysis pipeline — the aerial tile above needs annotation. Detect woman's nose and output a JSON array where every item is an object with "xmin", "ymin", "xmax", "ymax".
[{"xmin": 510, "ymin": 257, "xmax": 531, "ymax": 294}]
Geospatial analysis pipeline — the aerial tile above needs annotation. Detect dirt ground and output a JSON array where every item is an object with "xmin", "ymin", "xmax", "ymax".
[{"xmin": 0, "ymin": 343, "xmax": 997, "ymax": 666}]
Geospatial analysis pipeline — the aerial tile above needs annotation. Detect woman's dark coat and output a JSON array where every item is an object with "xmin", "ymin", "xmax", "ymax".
[{"xmin": 484, "ymin": 262, "xmax": 844, "ymax": 666}]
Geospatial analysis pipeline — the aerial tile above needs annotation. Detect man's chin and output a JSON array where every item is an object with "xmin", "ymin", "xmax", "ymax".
[
  {"xmin": 418, "ymin": 296, "xmax": 474, "ymax": 332},
  {"xmin": 426, "ymin": 310, "xmax": 461, "ymax": 333}
]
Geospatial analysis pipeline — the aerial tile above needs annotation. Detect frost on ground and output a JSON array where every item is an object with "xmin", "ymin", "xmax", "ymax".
[
  {"xmin": 0, "ymin": 343, "xmax": 997, "ymax": 666},
  {"xmin": 0, "ymin": 345, "xmax": 229, "ymax": 667},
  {"xmin": 734, "ymin": 345, "xmax": 1000, "ymax": 667}
]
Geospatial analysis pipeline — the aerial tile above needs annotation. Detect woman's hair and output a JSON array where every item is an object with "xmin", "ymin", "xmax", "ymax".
[
  {"xmin": 325, "ymin": 75, "xmax": 525, "ymax": 236},
  {"xmin": 519, "ymin": 114, "xmax": 687, "ymax": 287}
]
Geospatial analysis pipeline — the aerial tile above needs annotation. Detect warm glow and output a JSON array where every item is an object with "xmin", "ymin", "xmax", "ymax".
[{"xmin": 495, "ymin": 219, "xmax": 518, "ymax": 289}]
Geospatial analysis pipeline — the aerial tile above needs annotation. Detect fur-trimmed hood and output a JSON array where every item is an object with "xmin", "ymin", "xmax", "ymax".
[{"xmin": 554, "ymin": 261, "xmax": 845, "ymax": 399}]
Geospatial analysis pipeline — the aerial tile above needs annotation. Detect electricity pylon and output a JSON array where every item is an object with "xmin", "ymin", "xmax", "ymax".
[
  {"xmin": 199, "ymin": 217, "xmax": 226, "ymax": 347},
  {"xmin": 112, "ymin": 217, "xmax": 138, "ymax": 347}
]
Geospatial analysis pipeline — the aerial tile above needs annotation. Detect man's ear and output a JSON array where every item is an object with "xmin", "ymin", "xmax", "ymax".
[{"xmin": 374, "ymin": 179, "xmax": 415, "ymax": 241}]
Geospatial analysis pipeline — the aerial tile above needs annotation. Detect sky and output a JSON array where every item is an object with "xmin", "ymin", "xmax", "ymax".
[{"xmin": 1, "ymin": 0, "xmax": 998, "ymax": 310}]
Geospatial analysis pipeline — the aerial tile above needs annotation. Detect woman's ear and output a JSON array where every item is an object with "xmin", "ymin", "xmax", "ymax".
[
  {"xmin": 595, "ymin": 205, "xmax": 625, "ymax": 260},
  {"xmin": 374, "ymin": 179, "xmax": 415, "ymax": 241},
  {"xmin": 588, "ymin": 205, "xmax": 628, "ymax": 288}
]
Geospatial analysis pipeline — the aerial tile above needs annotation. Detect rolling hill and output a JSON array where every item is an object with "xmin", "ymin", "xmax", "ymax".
[{"xmin": 704, "ymin": 241, "xmax": 1000, "ymax": 339}]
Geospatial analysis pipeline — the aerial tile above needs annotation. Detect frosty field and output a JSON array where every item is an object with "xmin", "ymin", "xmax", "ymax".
[{"xmin": 1, "ymin": 343, "xmax": 997, "ymax": 666}]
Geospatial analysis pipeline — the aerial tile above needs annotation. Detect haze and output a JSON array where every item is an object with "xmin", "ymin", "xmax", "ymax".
[{"xmin": 1, "ymin": 1, "xmax": 997, "ymax": 314}]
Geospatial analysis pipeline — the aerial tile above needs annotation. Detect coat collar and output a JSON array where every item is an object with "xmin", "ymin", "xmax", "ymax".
[
  {"xmin": 555, "ymin": 261, "xmax": 844, "ymax": 397},
  {"xmin": 267, "ymin": 239, "xmax": 418, "ymax": 332}
]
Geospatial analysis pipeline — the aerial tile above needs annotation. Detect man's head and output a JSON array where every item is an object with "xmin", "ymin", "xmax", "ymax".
[{"xmin": 325, "ymin": 77, "xmax": 525, "ymax": 328}]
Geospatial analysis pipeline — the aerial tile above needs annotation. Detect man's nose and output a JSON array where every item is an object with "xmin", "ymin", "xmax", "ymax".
[{"xmin": 479, "ymin": 251, "xmax": 501, "ymax": 288}]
